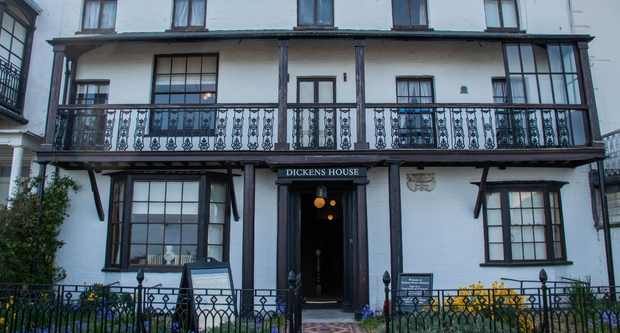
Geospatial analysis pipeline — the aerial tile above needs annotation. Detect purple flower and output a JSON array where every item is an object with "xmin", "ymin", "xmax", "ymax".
[{"xmin": 602, "ymin": 311, "xmax": 619, "ymax": 327}]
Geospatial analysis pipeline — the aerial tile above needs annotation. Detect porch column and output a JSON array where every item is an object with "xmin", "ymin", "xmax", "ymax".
[
  {"xmin": 577, "ymin": 42, "xmax": 602, "ymax": 142},
  {"xmin": 276, "ymin": 182, "xmax": 289, "ymax": 290},
  {"xmin": 242, "ymin": 163, "xmax": 256, "ymax": 290},
  {"xmin": 44, "ymin": 45, "xmax": 67, "ymax": 146},
  {"xmin": 388, "ymin": 162, "xmax": 403, "ymax": 289},
  {"xmin": 355, "ymin": 179, "xmax": 369, "ymax": 309},
  {"xmin": 275, "ymin": 39, "xmax": 290, "ymax": 151},
  {"xmin": 354, "ymin": 40, "xmax": 369, "ymax": 150},
  {"xmin": 7, "ymin": 145, "xmax": 24, "ymax": 205}
]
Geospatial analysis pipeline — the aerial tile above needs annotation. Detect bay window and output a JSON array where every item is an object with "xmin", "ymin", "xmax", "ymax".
[{"xmin": 105, "ymin": 174, "xmax": 229, "ymax": 270}]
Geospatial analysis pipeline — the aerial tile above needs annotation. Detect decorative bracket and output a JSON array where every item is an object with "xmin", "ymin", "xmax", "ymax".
[
  {"xmin": 87, "ymin": 167, "xmax": 105, "ymax": 222},
  {"xmin": 473, "ymin": 167, "xmax": 490, "ymax": 219},
  {"xmin": 227, "ymin": 166, "xmax": 240, "ymax": 222}
]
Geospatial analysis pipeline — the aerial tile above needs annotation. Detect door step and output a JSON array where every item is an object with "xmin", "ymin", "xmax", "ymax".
[
  {"xmin": 302, "ymin": 309, "xmax": 356, "ymax": 323},
  {"xmin": 302, "ymin": 323, "xmax": 364, "ymax": 333}
]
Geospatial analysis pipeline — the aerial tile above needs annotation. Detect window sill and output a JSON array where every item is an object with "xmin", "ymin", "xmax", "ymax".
[
  {"xmin": 166, "ymin": 27, "xmax": 209, "ymax": 32},
  {"xmin": 102, "ymin": 266, "xmax": 184, "ymax": 273},
  {"xmin": 294, "ymin": 25, "xmax": 337, "ymax": 31},
  {"xmin": 480, "ymin": 260, "xmax": 573, "ymax": 267},
  {"xmin": 392, "ymin": 26, "xmax": 433, "ymax": 32},
  {"xmin": 485, "ymin": 27, "xmax": 524, "ymax": 33},
  {"xmin": 76, "ymin": 29, "xmax": 116, "ymax": 35}
]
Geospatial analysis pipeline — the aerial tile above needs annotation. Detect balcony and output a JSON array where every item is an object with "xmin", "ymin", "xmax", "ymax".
[
  {"xmin": 0, "ymin": 56, "xmax": 26, "ymax": 123},
  {"xmin": 43, "ymin": 102, "xmax": 603, "ymax": 168}
]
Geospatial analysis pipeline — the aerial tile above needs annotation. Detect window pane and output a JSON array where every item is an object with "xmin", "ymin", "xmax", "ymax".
[
  {"xmin": 100, "ymin": 0, "xmax": 117, "ymax": 29},
  {"xmin": 317, "ymin": 0, "xmax": 333, "ymax": 25},
  {"xmin": 211, "ymin": 183, "xmax": 227, "ymax": 202},
  {"xmin": 318, "ymin": 81, "xmax": 334, "ymax": 103},
  {"xmin": 566, "ymin": 74, "xmax": 581, "ymax": 104},
  {"xmin": 210, "ymin": 203, "xmax": 226, "ymax": 224},
  {"xmin": 174, "ymin": 0, "xmax": 189, "ymax": 27},
  {"xmin": 489, "ymin": 243, "xmax": 504, "ymax": 261},
  {"xmin": 299, "ymin": 0, "xmax": 315, "ymax": 25},
  {"xmin": 166, "ymin": 182, "xmax": 183, "ymax": 201},
  {"xmin": 484, "ymin": 0, "xmax": 500, "ymax": 27},
  {"xmin": 411, "ymin": 0, "xmax": 427, "ymax": 25},
  {"xmin": 190, "ymin": 0, "xmax": 206, "ymax": 26},
  {"xmin": 83, "ymin": 1, "xmax": 100, "ymax": 29},
  {"xmin": 487, "ymin": 209, "xmax": 502, "ymax": 226},
  {"xmin": 488, "ymin": 227, "xmax": 503, "ymax": 243},
  {"xmin": 130, "ymin": 245, "xmax": 147, "ymax": 265},
  {"xmin": 208, "ymin": 224, "xmax": 224, "ymax": 244},
  {"xmin": 523, "ymin": 243, "xmax": 535, "ymax": 260},
  {"xmin": 182, "ymin": 224, "xmax": 198, "ymax": 243},
  {"xmin": 299, "ymin": 81, "xmax": 314, "ymax": 103},
  {"xmin": 208, "ymin": 245, "xmax": 223, "ymax": 261},
  {"xmin": 561, "ymin": 45, "xmax": 577, "ymax": 73},
  {"xmin": 2, "ymin": 13, "xmax": 13, "ymax": 31},
  {"xmin": 501, "ymin": 0, "xmax": 518, "ymax": 28},
  {"xmin": 509, "ymin": 75, "xmax": 526, "ymax": 103},
  {"xmin": 184, "ymin": 182, "xmax": 200, "ymax": 201},
  {"xmin": 552, "ymin": 74, "xmax": 568, "ymax": 104},
  {"xmin": 486, "ymin": 192, "xmax": 501, "ymax": 209},
  {"xmin": 131, "ymin": 224, "xmax": 148, "ymax": 243},
  {"xmin": 506, "ymin": 45, "xmax": 522, "ymax": 72},
  {"xmin": 548, "ymin": 45, "xmax": 563, "ymax": 73},
  {"xmin": 149, "ymin": 224, "xmax": 164, "ymax": 243},
  {"xmin": 393, "ymin": 0, "xmax": 410, "ymax": 26}
]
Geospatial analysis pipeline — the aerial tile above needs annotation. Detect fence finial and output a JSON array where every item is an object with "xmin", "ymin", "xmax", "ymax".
[
  {"xmin": 136, "ymin": 268, "xmax": 145, "ymax": 285},
  {"xmin": 383, "ymin": 271, "xmax": 391, "ymax": 286},
  {"xmin": 539, "ymin": 269, "xmax": 548, "ymax": 284}
]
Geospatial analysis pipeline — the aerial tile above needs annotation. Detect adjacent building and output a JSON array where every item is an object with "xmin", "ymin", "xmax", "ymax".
[{"xmin": 3, "ymin": 0, "xmax": 618, "ymax": 312}]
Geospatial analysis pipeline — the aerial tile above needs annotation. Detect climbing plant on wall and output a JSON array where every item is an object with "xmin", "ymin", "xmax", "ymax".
[{"xmin": 0, "ymin": 175, "xmax": 79, "ymax": 284}]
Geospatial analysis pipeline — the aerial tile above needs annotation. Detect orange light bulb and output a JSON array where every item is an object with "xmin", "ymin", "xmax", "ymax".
[
  {"xmin": 327, "ymin": 214, "xmax": 335, "ymax": 221},
  {"xmin": 314, "ymin": 197, "xmax": 326, "ymax": 209}
]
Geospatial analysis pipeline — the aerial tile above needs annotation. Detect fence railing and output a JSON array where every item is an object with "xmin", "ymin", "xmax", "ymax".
[
  {"xmin": 52, "ymin": 103, "xmax": 592, "ymax": 153},
  {"xmin": 382, "ymin": 270, "xmax": 619, "ymax": 333},
  {"xmin": 367, "ymin": 104, "xmax": 590, "ymax": 150},
  {"xmin": 0, "ymin": 56, "xmax": 22, "ymax": 112},
  {"xmin": 0, "ymin": 271, "xmax": 302, "ymax": 333}
]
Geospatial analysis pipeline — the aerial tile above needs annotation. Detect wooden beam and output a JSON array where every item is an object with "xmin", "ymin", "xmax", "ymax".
[
  {"xmin": 276, "ymin": 183, "xmax": 289, "ymax": 290},
  {"xmin": 87, "ymin": 168, "xmax": 105, "ymax": 222},
  {"xmin": 227, "ymin": 166, "xmax": 240, "ymax": 222},
  {"xmin": 473, "ymin": 167, "xmax": 490, "ymax": 219},
  {"xmin": 388, "ymin": 162, "xmax": 403, "ymax": 294},
  {"xmin": 355, "ymin": 180, "xmax": 369, "ymax": 310},
  {"xmin": 44, "ymin": 45, "xmax": 66, "ymax": 145},
  {"xmin": 242, "ymin": 163, "xmax": 256, "ymax": 292},
  {"xmin": 275, "ymin": 39, "xmax": 289, "ymax": 151},
  {"xmin": 354, "ymin": 40, "xmax": 369, "ymax": 150},
  {"xmin": 577, "ymin": 42, "xmax": 602, "ymax": 142}
]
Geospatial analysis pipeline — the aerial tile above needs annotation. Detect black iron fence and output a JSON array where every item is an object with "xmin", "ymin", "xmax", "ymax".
[
  {"xmin": 0, "ymin": 272, "xmax": 302, "ymax": 333},
  {"xmin": 382, "ymin": 270, "xmax": 619, "ymax": 333}
]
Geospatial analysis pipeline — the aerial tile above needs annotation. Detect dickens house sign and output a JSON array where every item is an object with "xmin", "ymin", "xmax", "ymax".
[{"xmin": 278, "ymin": 167, "xmax": 367, "ymax": 179}]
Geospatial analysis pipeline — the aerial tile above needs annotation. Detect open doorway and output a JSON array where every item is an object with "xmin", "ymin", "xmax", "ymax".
[{"xmin": 300, "ymin": 190, "xmax": 344, "ymax": 307}]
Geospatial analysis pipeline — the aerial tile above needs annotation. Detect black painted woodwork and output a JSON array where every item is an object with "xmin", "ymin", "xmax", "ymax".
[{"xmin": 242, "ymin": 163, "xmax": 256, "ymax": 292}]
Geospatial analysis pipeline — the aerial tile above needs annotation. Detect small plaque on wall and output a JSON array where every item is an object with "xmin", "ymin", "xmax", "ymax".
[{"xmin": 396, "ymin": 273, "xmax": 434, "ymax": 312}]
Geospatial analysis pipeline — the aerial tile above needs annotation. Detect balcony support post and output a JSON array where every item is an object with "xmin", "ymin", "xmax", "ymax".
[
  {"xmin": 7, "ymin": 145, "xmax": 24, "ymax": 206},
  {"xmin": 388, "ymin": 162, "xmax": 403, "ymax": 302},
  {"xmin": 241, "ymin": 163, "xmax": 256, "ymax": 313},
  {"xmin": 577, "ymin": 42, "xmax": 602, "ymax": 143},
  {"xmin": 354, "ymin": 178, "xmax": 370, "ymax": 310},
  {"xmin": 354, "ymin": 40, "xmax": 369, "ymax": 150},
  {"xmin": 44, "ymin": 45, "xmax": 67, "ymax": 146},
  {"xmin": 276, "ymin": 39, "xmax": 290, "ymax": 151}
]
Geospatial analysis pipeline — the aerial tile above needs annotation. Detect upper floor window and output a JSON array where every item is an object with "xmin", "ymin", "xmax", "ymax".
[
  {"xmin": 82, "ymin": 0, "xmax": 117, "ymax": 31},
  {"xmin": 106, "ymin": 175, "xmax": 229, "ymax": 269},
  {"xmin": 483, "ymin": 183, "xmax": 567, "ymax": 264},
  {"xmin": 298, "ymin": 0, "xmax": 334, "ymax": 28},
  {"xmin": 484, "ymin": 0, "xmax": 519, "ymax": 30},
  {"xmin": 392, "ymin": 0, "xmax": 428, "ymax": 29},
  {"xmin": 396, "ymin": 77, "xmax": 435, "ymax": 148},
  {"xmin": 492, "ymin": 78, "xmax": 507, "ymax": 103},
  {"xmin": 173, "ymin": 0, "xmax": 206, "ymax": 30},
  {"xmin": 73, "ymin": 81, "xmax": 110, "ymax": 105},
  {"xmin": 67, "ymin": 81, "xmax": 110, "ymax": 150},
  {"xmin": 0, "ymin": 12, "xmax": 27, "ymax": 111}
]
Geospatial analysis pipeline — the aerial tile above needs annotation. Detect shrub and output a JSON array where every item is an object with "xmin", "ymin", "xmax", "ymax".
[{"xmin": 0, "ymin": 175, "xmax": 79, "ymax": 284}]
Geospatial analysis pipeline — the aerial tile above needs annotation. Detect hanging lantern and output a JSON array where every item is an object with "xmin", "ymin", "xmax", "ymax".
[{"xmin": 314, "ymin": 185, "xmax": 328, "ymax": 209}]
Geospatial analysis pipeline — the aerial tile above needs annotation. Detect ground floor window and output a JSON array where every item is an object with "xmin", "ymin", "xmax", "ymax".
[
  {"xmin": 483, "ymin": 182, "xmax": 567, "ymax": 264},
  {"xmin": 105, "ymin": 173, "xmax": 229, "ymax": 270}
]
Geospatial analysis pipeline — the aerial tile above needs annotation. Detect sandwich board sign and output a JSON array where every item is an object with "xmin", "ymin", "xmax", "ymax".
[
  {"xmin": 175, "ymin": 258, "xmax": 236, "ymax": 332},
  {"xmin": 396, "ymin": 273, "xmax": 434, "ymax": 312}
]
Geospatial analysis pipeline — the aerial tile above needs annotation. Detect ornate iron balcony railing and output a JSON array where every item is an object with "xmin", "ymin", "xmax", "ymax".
[
  {"xmin": 52, "ymin": 103, "xmax": 591, "ymax": 153},
  {"xmin": 367, "ymin": 103, "xmax": 590, "ymax": 150},
  {"xmin": 603, "ymin": 130, "xmax": 620, "ymax": 176},
  {"xmin": 0, "ymin": 56, "xmax": 23, "ymax": 112}
]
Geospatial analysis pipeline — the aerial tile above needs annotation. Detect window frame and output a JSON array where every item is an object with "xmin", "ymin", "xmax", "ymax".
[
  {"xmin": 484, "ymin": 0, "xmax": 521, "ymax": 32},
  {"xmin": 391, "ymin": 0, "xmax": 430, "ymax": 31},
  {"xmin": 171, "ymin": 0, "xmax": 208, "ymax": 31},
  {"xmin": 296, "ymin": 0, "xmax": 335, "ymax": 29},
  {"xmin": 481, "ymin": 181, "xmax": 570, "ymax": 266},
  {"xmin": 80, "ymin": 0, "xmax": 117, "ymax": 33},
  {"xmin": 104, "ymin": 173, "xmax": 231, "ymax": 272},
  {"xmin": 395, "ymin": 76, "xmax": 437, "ymax": 149}
]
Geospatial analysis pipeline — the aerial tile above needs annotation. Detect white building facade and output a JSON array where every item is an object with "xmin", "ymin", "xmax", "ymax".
[{"xmin": 4, "ymin": 0, "xmax": 618, "ymax": 312}]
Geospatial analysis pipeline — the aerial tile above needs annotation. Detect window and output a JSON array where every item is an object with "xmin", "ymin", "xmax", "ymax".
[
  {"xmin": 0, "ymin": 12, "xmax": 27, "ymax": 111},
  {"xmin": 392, "ymin": 0, "xmax": 428, "ymax": 29},
  {"xmin": 295, "ymin": 77, "xmax": 337, "ymax": 149},
  {"xmin": 66, "ymin": 81, "xmax": 110, "ymax": 150},
  {"xmin": 483, "ymin": 183, "xmax": 567, "ymax": 264},
  {"xmin": 151, "ymin": 54, "xmax": 218, "ymax": 135},
  {"xmin": 396, "ymin": 78, "xmax": 435, "ymax": 148},
  {"xmin": 82, "ymin": 0, "xmax": 117, "ymax": 31},
  {"xmin": 173, "ymin": 0, "xmax": 206, "ymax": 30},
  {"xmin": 106, "ymin": 175, "xmax": 229, "ymax": 269},
  {"xmin": 492, "ymin": 78, "xmax": 507, "ymax": 104},
  {"xmin": 298, "ymin": 0, "xmax": 334, "ymax": 27},
  {"xmin": 484, "ymin": 0, "xmax": 519, "ymax": 30}
]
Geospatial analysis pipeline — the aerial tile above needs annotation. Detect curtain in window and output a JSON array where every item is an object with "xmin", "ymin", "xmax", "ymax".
[
  {"xmin": 299, "ymin": 0, "xmax": 314, "ymax": 25},
  {"xmin": 418, "ymin": 80, "xmax": 432, "ymax": 103},
  {"xmin": 501, "ymin": 0, "xmax": 518, "ymax": 28},
  {"xmin": 493, "ymin": 80, "xmax": 506, "ymax": 103},
  {"xmin": 190, "ymin": 0, "xmax": 206, "ymax": 26},
  {"xmin": 83, "ymin": 1, "xmax": 100, "ymax": 29},
  {"xmin": 174, "ymin": 0, "xmax": 189, "ymax": 27},
  {"xmin": 317, "ymin": 0, "xmax": 333, "ymax": 25},
  {"xmin": 411, "ymin": 0, "xmax": 427, "ymax": 26},
  {"xmin": 100, "ymin": 1, "xmax": 116, "ymax": 29}
]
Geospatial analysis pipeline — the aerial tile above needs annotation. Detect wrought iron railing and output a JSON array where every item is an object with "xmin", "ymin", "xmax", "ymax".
[
  {"xmin": 0, "ymin": 273, "xmax": 303, "ymax": 333},
  {"xmin": 53, "ymin": 104, "xmax": 278, "ymax": 152},
  {"xmin": 288, "ymin": 104, "xmax": 355, "ymax": 150},
  {"xmin": 382, "ymin": 271, "xmax": 619, "ymax": 333},
  {"xmin": 367, "ymin": 104, "xmax": 590, "ymax": 150},
  {"xmin": 0, "ymin": 56, "xmax": 22, "ymax": 112},
  {"xmin": 52, "ymin": 103, "xmax": 592, "ymax": 153}
]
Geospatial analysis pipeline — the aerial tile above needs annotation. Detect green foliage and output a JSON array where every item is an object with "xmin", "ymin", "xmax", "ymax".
[
  {"xmin": 359, "ymin": 316, "xmax": 385, "ymax": 333},
  {"xmin": 0, "ymin": 175, "xmax": 79, "ymax": 284}
]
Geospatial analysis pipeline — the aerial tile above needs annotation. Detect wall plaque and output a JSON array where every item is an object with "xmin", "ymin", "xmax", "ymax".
[
  {"xmin": 278, "ymin": 167, "xmax": 367, "ymax": 179},
  {"xmin": 396, "ymin": 273, "xmax": 434, "ymax": 312},
  {"xmin": 406, "ymin": 173, "xmax": 436, "ymax": 192}
]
